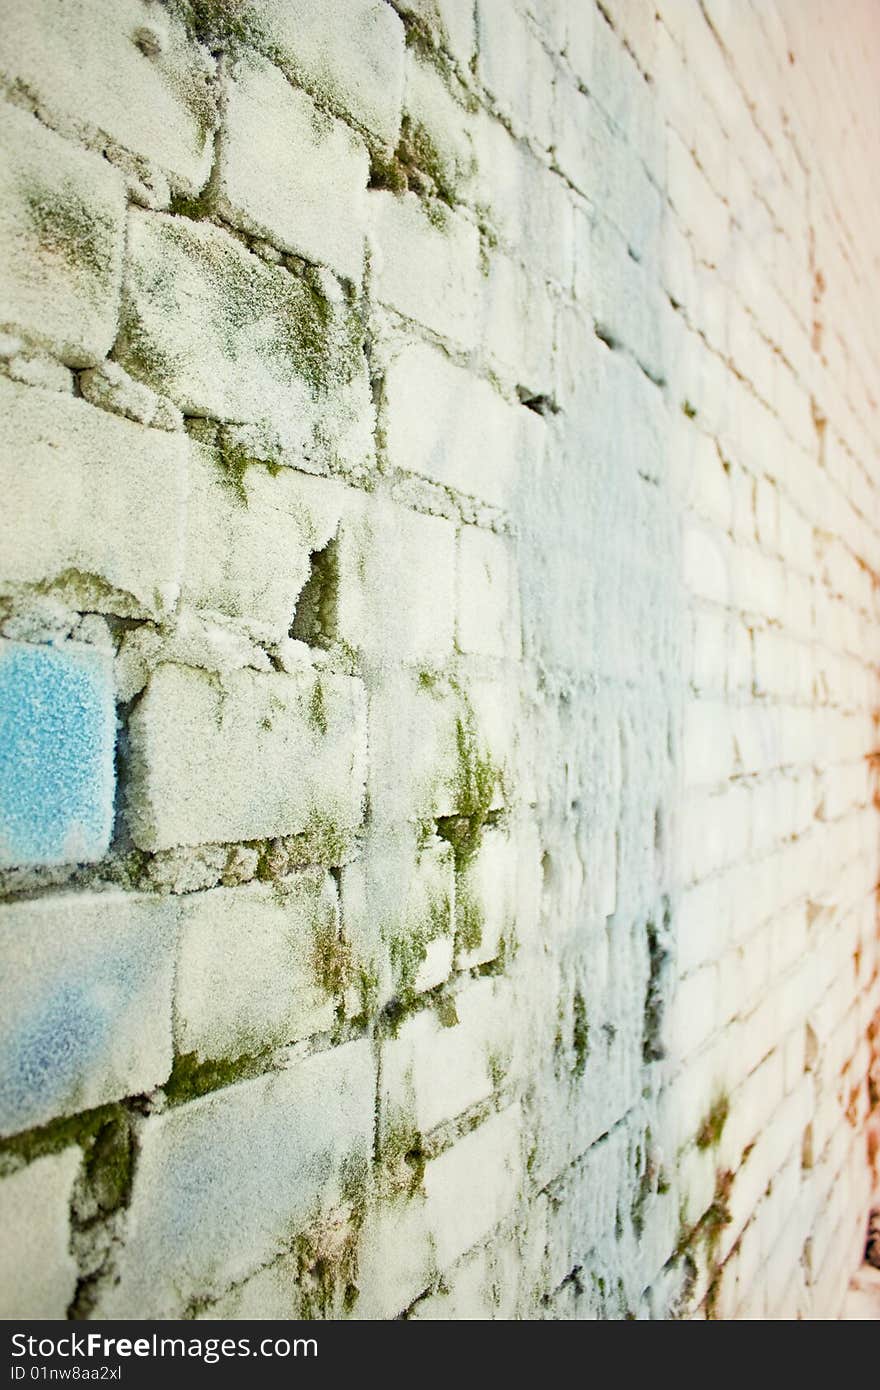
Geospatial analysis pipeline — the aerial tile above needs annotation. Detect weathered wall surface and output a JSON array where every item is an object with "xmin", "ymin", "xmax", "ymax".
[{"xmin": 0, "ymin": 0, "xmax": 878, "ymax": 1320}]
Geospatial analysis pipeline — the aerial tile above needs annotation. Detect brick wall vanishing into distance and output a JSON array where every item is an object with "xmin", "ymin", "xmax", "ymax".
[{"xmin": 0, "ymin": 0, "xmax": 878, "ymax": 1321}]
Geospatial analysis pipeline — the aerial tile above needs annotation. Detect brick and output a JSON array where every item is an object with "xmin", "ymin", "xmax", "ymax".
[
  {"xmin": 0, "ymin": 1150, "xmax": 80, "ymax": 1317},
  {"xmin": 116, "ymin": 212, "xmax": 373, "ymax": 477},
  {"xmin": 126, "ymin": 664, "xmax": 366, "ymax": 852},
  {"xmin": 0, "ymin": 892, "xmax": 176, "ymax": 1135},
  {"xmin": 669, "ymin": 964, "xmax": 718, "ymax": 1060},
  {"xmin": 368, "ymin": 190, "xmax": 480, "ymax": 349},
  {"xmin": 175, "ymin": 871, "xmax": 339, "ymax": 1064},
  {"xmin": 335, "ymin": 496, "xmax": 456, "ymax": 664},
  {"xmin": 363, "ymin": 670, "xmax": 461, "ymax": 830},
  {"xmin": 394, "ymin": 0, "xmax": 476, "ymax": 68},
  {"xmin": 384, "ymin": 344, "xmax": 530, "ymax": 507},
  {"xmin": 472, "ymin": 111, "xmax": 575, "ymax": 284},
  {"xmin": 478, "ymin": 6, "xmax": 553, "ymax": 146},
  {"xmin": 666, "ymin": 127, "xmax": 731, "ymax": 269},
  {"xmin": 0, "ymin": 0, "xmax": 215, "ymax": 189},
  {"xmin": 0, "ymin": 639, "xmax": 115, "ymax": 869},
  {"xmin": 240, "ymin": 0, "xmax": 405, "ymax": 146},
  {"xmin": 0, "ymin": 103, "xmax": 126, "ymax": 366},
  {"xmin": 456, "ymin": 526, "xmax": 522, "ymax": 658},
  {"xmin": 78, "ymin": 360, "xmax": 182, "ymax": 431},
  {"xmin": 183, "ymin": 442, "xmax": 344, "ymax": 643},
  {"xmin": 477, "ymin": 0, "xmax": 556, "ymax": 149},
  {"xmin": 409, "ymin": 1237, "xmax": 521, "ymax": 1319},
  {"xmin": 381, "ymin": 978, "xmax": 512, "ymax": 1136},
  {"xmin": 568, "ymin": 0, "xmax": 648, "ymax": 149},
  {"xmin": 579, "ymin": 212, "xmax": 664, "ymax": 384},
  {"xmin": 423, "ymin": 1104, "xmax": 522, "ymax": 1269},
  {"xmin": 403, "ymin": 51, "xmax": 477, "ymax": 205},
  {"xmin": 683, "ymin": 522, "xmax": 731, "ymax": 605},
  {"xmin": 101, "ymin": 1040, "xmax": 375, "ymax": 1317},
  {"xmin": 555, "ymin": 90, "xmax": 662, "ymax": 265},
  {"xmin": 670, "ymin": 422, "xmax": 732, "ymax": 530},
  {"xmin": 219, "ymin": 54, "xmax": 368, "ymax": 284},
  {"xmin": 0, "ymin": 377, "xmax": 186, "ymax": 619},
  {"xmin": 679, "ymin": 782, "xmax": 751, "ymax": 883},
  {"xmin": 480, "ymin": 247, "xmax": 555, "ymax": 391},
  {"xmin": 341, "ymin": 829, "xmax": 455, "ymax": 1010},
  {"xmin": 355, "ymin": 1197, "xmax": 435, "ymax": 1319},
  {"xmin": 683, "ymin": 699, "xmax": 736, "ymax": 787},
  {"xmin": 455, "ymin": 825, "xmax": 518, "ymax": 969}
]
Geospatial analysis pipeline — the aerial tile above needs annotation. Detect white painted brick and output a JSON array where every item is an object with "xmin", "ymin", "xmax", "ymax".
[
  {"xmin": 175, "ymin": 872, "xmax": 339, "ymax": 1063},
  {"xmin": 582, "ymin": 213, "xmax": 664, "ymax": 383},
  {"xmin": 395, "ymin": 0, "xmax": 476, "ymax": 67},
  {"xmin": 117, "ymin": 212, "xmax": 374, "ymax": 476},
  {"xmin": 336, "ymin": 496, "xmax": 456, "ymax": 664},
  {"xmin": 689, "ymin": 606, "xmax": 729, "ymax": 693},
  {"xmin": 219, "ymin": 54, "xmax": 368, "ymax": 284},
  {"xmin": 568, "ymin": 0, "xmax": 652, "ymax": 158},
  {"xmin": 457, "ymin": 526, "xmax": 521, "ymax": 658},
  {"xmin": 409, "ymin": 1237, "xmax": 521, "ymax": 1319},
  {"xmin": 184, "ymin": 442, "xmax": 344, "ymax": 643},
  {"xmin": 683, "ymin": 522, "xmax": 730, "ymax": 605},
  {"xmin": 78, "ymin": 360, "xmax": 182, "ymax": 431},
  {"xmin": 0, "ymin": 893, "xmax": 176, "ymax": 1135},
  {"xmin": 403, "ymin": 50, "xmax": 477, "ymax": 204},
  {"xmin": 392, "ymin": 0, "xmax": 472, "ymax": 67},
  {"xmin": 669, "ymin": 964, "xmax": 718, "ymax": 1060},
  {"xmin": 381, "ymin": 977, "xmax": 512, "ymax": 1135},
  {"xmin": 480, "ymin": 247, "xmax": 555, "ymax": 391},
  {"xmin": 0, "ymin": 103, "xmax": 126, "ymax": 366},
  {"xmin": 241, "ymin": 0, "xmax": 405, "ymax": 146},
  {"xmin": 456, "ymin": 825, "xmax": 518, "ymax": 969},
  {"xmin": 353, "ymin": 1197, "xmax": 434, "ymax": 1319},
  {"xmin": 368, "ymin": 190, "xmax": 480, "ymax": 349},
  {"xmin": 342, "ymin": 831, "xmax": 455, "ymax": 1009},
  {"xmin": 0, "ymin": 377, "xmax": 186, "ymax": 618},
  {"xmin": 471, "ymin": 109, "xmax": 575, "ymax": 284},
  {"xmin": 126, "ymin": 664, "xmax": 366, "ymax": 852},
  {"xmin": 683, "ymin": 699, "xmax": 736, "ymax": 786},
  {"xmin": 0, "ymin": 0, "xmax": 215, "ymax": 189},
  {"xmin": 555, "ymin": 90, "xmax": 662, "ymax": 264},
  {"xmin": 477, "ymin": 0, "xmax": 556, "ymax": 149},
  {"xmin": 423, "ymin": 1104, "xmax": 522, "ymax": 1268},
  {"xmin": 464, "ymin": 675, "xmax": 521, "ymax": 811},
  {"xmin": 677, "ymin": 876, "xmax": 733, "ymax": 975},
  {"xmin": 101, "ymin": 1040, "xmax": 375, "ymax": 1317},
  {"xmin": 680, "ymin": 783, "xmax": 751, "ymax": 882},
  {"xmin": 363, "ymin": 670, "xmax": 460, "ymax": 829},
  {"xmin": 671, "ymin": 423, "xmax": 732, "ymax": 530},
  {"xmin": 0, "ymin": 1150, "xmax": 80, "ymax": 1317},
  {"xmin": 666, "ymin": 127, "xmax": 730, "ymax": 269},
  {"xmin": 384, "ymin": 343, "xmax": 531, "ymax": 507}
]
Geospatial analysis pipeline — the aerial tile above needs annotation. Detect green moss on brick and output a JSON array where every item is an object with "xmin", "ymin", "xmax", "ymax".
[
  {"xmin": 0, "ymin": 1103, "xmax": 134, "ymax": 1219},
  {"xmin": 311, "ymin": 915, "xmax": 353, "ymax": 999},
  {"xmin": 696, "ymin": 1094, "xmax": 729, "ymax": 1151},
  {"xmin": 380, "ymin": 1113, "xmax": 426, "ymax": 1199},
  {"xmin": 24, "ymin": 181, "xmax": 116, "ymax": 288},
  {"xmin": 572, "ymin": 990, "xmax": 590, "ymax": 1078},
  {"xmin": 307, "ymin": 678, "xmax": 328, "ymax": 736},
  {"xmin": 163, "ymin": 1048, "xmax": 271, "ymax": 1105},
  {"xmin": 456, "ymin": 884, "xmax": 484, "ymax": 955}
]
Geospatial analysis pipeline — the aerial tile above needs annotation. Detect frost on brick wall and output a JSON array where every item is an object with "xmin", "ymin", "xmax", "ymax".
[{"xmin": 1, "ymin": 0, "xmax": 879, "ymax": 1324}]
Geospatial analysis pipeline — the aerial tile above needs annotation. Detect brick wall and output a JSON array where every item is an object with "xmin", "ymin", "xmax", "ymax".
[{"xmin": 0, "ymin": 0, "xmax": 878, "ymax": 1320}]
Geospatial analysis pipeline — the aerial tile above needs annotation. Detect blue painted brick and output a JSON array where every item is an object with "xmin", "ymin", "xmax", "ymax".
[
  {"xmin": 0, "ymin": 892, "xmax": 177, "ymax": 1136},
  {"xmin": 0, "ymin": 640, "xmax": 115, "ymax": 868}
]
